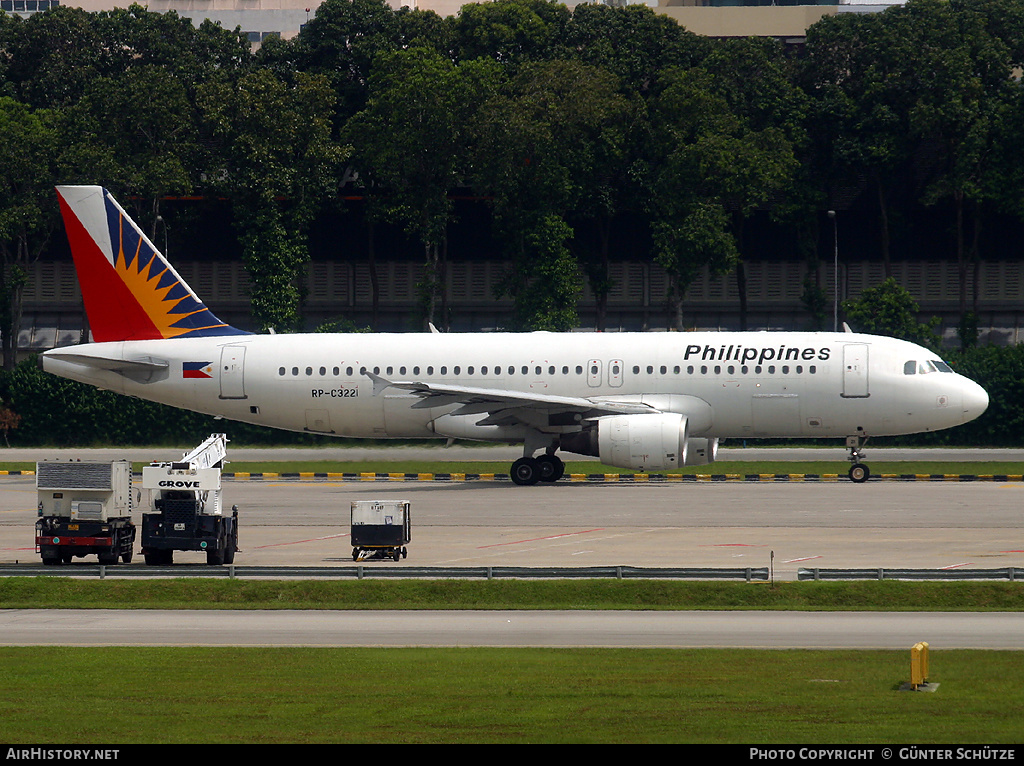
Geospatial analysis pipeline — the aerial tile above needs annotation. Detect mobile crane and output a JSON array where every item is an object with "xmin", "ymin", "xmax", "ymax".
[{"xmin": 140, "ymin": 434, "xmax": 238, "ymax": 565}]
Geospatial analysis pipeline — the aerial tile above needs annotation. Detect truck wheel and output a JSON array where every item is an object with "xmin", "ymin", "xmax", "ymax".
[{"xmin": 122, "ymin": 549, "xmax": 133, "ymax": 564}]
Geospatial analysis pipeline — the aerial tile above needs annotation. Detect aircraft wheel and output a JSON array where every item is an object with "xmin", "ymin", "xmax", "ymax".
[
  {"xmin": 848, "ymin": 463, "xmax": 870, "ymax": 483},
  {"xmin": 536, "ymin": 454, "xmax": 565, "ymax": 482},
  {"xmin": 510, "ymin": 457, "xmax": 540, "ymax": 486}
]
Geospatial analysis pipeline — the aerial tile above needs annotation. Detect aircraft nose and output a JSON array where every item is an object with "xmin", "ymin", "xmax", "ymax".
[{"xmin": 961, "ymin": 379, "xmax": 989, "ymax": 423}]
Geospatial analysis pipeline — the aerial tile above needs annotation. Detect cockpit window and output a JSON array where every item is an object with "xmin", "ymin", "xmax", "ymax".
[{"xmin": 906, "ymin": 359, "xmax": 951, "ymax": 374}]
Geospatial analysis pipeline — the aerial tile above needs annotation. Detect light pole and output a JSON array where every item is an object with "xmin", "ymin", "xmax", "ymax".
[{"xmin": 828, "ymin": 210, "xmax": 837, "ymax": 332}]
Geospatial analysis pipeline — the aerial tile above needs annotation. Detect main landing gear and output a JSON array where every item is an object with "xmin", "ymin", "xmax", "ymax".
[
  {"xmin": 510, "ymin": 453, "xmax": 565, "ymax": 486},
  {"xmin": 846, "ymin": 435, "xmax": 870, "ymax": 483}
]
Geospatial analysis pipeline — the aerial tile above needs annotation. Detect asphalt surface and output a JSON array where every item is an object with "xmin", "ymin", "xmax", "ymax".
[{"xmin": 3, "ymin": 446, "xmax": 1022, "ymax": 648}]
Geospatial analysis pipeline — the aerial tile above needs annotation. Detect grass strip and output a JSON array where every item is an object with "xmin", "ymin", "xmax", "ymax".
[
  {"xmin": 3, "ymin": 579, "xmax": 1023, "ymax": 611},
  {"xmin": 0, "ymin": 646, "xmax": 1021, "ymax": 743}
]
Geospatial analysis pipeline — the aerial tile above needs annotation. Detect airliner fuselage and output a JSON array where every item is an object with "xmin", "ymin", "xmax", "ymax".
[
  {"xmin": 42, "ymin": 329, "xmax": 987, "ymax": 447},
  {"xmin": 43, "ymin": 185, "xmax": 990, "ymax": 485}
]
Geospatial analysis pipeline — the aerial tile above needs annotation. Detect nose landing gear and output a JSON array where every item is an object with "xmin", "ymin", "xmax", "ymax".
[{"xmin": 846, "ymin": 435, "xmax": 870, "ymax": 483}]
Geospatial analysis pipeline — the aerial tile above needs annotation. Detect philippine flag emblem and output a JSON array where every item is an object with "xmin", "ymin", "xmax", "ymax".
[{"xmin": 183, "ymin": 361, "xmax": 213, "ymax": 379}]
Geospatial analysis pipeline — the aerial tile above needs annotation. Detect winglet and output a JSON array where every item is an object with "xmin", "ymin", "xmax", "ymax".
[{"xmin": 55, "ymin": 185, "xmax": 248, "ymax": 343}]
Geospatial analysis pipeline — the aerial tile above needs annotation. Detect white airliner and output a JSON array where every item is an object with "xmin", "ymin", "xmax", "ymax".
[{"xmin": 42, "ymin": 186, "xmax": 989, "ymax": 484}]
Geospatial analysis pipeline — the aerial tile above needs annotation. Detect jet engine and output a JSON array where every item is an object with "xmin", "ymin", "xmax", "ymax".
[
  {"xmin": 560, "ymin": 413, "xmax": 689, "ymax": 471},
  {"xmin": 684, "ymin": 437, "xmax": 719, "ymax": 466}
]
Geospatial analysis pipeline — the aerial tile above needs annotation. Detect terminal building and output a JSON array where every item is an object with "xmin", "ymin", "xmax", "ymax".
[{"xmin": 3, "ymin": 0, "xmax": 902, "ymax": 48}]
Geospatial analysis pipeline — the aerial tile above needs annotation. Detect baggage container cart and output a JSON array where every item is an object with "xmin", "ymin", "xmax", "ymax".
[{"xmin": 351, "ymin": 500, "xmax": 410, "ymax": 562}]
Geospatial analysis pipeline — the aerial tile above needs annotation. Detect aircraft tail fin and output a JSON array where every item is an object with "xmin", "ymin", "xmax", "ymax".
[{"xmin": 55, "ymin": 185, "xmax": 248, "ymax": 343}]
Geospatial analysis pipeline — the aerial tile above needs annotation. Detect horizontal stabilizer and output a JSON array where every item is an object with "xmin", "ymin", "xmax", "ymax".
[{"xmin": 43, "ymin": 352, "xmax": 168, "ymax": 373}]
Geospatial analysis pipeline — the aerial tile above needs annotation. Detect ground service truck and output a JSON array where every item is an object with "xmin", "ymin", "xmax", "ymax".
[
  {"xmin": 141, "ymin": 433, "xmax": 238, "ymax": 565},
  {"xmin": 36, "ymin": 460, "xmax": 136, "ymax": 565}
]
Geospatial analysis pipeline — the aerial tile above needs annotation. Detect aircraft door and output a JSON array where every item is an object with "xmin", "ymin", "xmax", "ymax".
[
  {"xmin": 608, "ymin": 359, "xmax": 623, "ymax": 388},
  {"xmin": 587, "ymin": 359, "xmax": 602, "ymax": 388},
  {"xmin": 219, "ymin": 345, "xmax": 246, "ymax": 399},
  {"xmin": 842, "ymin": 344, "xmax": 869, "ymax": 398}
]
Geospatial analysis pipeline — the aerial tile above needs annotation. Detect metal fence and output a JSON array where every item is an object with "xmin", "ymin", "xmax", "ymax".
[{"xmin": 3, "ymin": 564, "xmax": 1023, "ymax": 581}]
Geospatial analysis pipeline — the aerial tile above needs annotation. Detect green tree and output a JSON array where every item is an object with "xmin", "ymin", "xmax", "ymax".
[
  {"xmin": 288, "ymin": 0, "xmax": 403, "ymax": 121},
  {"xmin": 451, "ymin": 0, "xmax": 570, "ymax": 66},
  {"xmin": 470, "ymin": 60, "xmax": 627, "ymax": 330},
  {"xmin": 842, "ymin": 277, "xmax": 941, "ymax": 351},
  {"xmin": 0, "ymin": 97, "xmax": 58, "ymax": 371},
  {"xmin": 345, "ymin": 49, "xmax": 499, "ymax": 330},
  {"xmin": 199, "ymin": 70, "xmax": 347, "ymax": 332},
  {"xmin": 643, "ymin": 66, "xmax": 755, "ymax": 330}
]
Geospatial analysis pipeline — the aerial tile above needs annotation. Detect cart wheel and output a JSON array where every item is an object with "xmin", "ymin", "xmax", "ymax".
[
  {"xmin": 402, "ymin": 547, "xmax": 408, "ymax": 559},
  {"xmin": 352, "ymin": 548, "xmax": 359, "ymax": 561},
  {"xmin": 392, "ymin": 549, "xmax": 401, "ymax": 562}
]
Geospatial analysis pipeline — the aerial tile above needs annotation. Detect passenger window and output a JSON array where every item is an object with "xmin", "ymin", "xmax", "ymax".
[
  {"xmin": 278, "ymin": 367, "xmax": 285, "ymax": 376},
  {"xmin": 632, "ymin": 366, "xmax": 640, "ymax": 374},
  {"xmin": 306, "ymin": 367, "xmax": 313, "ymax": 376},
  {"xmin": 319, "ymin": 366, "xmax": 326, "ymax": 376},
  {"xmin": 346, "ymin": 366, "xmax": 353, "ymax": 376}
]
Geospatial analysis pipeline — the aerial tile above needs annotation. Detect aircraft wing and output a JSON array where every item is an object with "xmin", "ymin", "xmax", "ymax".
[{"xmin": 367, "ymin": 372, "xmax": 653, "ymax": 425}]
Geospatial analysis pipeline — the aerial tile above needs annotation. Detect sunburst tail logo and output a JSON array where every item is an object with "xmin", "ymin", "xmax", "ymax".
[{"xmin": 56, "ymin": 186, "xmax": 250, "ymax": 343}]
